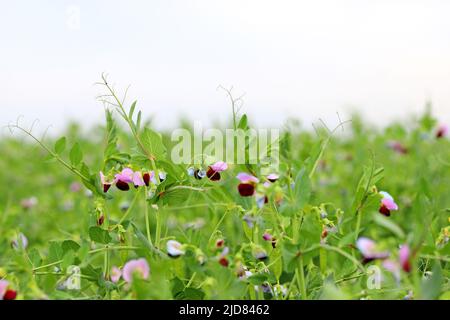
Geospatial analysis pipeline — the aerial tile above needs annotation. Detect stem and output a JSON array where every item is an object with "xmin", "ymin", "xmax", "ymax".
[
  {"xmin": 155, "ymin": 210, "xmax": 162, "ymax": 249},
  {"xmin": 296, "ymin": 257, "xmax": 307, "ymax": 300},
  {"xmin": 144, "ymin": 187, "xmax": 153, "ymax": 246}
]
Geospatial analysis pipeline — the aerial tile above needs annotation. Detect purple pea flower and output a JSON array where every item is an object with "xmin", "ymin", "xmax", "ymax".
[
  {"xmin": 11, "ymin": 233, "xmax": 28, "ymax": 250},
  {"xmin": 383, "ymin": 244, "xmax": 412, "ymax": 281},
  {"xmin": 266, "ymin": 173, "xmax": 279, "ymax": 183},
  {"xmin": 436, "ymin": 124, "xmax": 448, "ymax": 138},
  {"xmin": 132, "ymin": 171, "xmax": 146, "ymax": 188},
  {"xmin": 379, "ymin": 191, "xmax": 399, "ymax": 216},
  {"xmin": 167, "ymin": 240, "xmax": 185, "ymax": 258},
  {"xmin": 236, "ymin": 173, "xmax": 259, "ymax": 197},
  {"xmin": 122, "ymin": 258, "xmax": 150, "ymax": 283},
  {"xmin": 0, "ymin": 280, "xmax": 17, "ymax": 300},
  {"xmin": 207, "ymin": 161, "xmax": 228, "ymax": 181},
  {"xmin": 115, "ymin": 168, "xmax": 134, "ymax": 191},
  {"xmin": 356, "ymin": 237, "xmax": 389, "ymax": 264}
]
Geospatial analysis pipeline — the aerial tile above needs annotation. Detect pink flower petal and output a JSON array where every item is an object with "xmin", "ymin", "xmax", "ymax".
[
  {"xmin": 382, "ymin": 198, "xmax": 398, "ymax": 211},
  {"xmin": 111, "ymin": 266, "xmax": 122, "ymax": 283},
  {"xmin": 0, "ymin": 280, "xmax": 9, "ymax": 300},
  {"xmin": 122, "ymin": 258, "xmax": 150, "ymax": 283},
  {"xmin": 132, "ymin": 172, "xmax": 145, "ymax": 187},
  {"xmin": 236, "ymin": 172, "xmax": 259, "ymax": 183},
  {"xmin": 211, "ymin": 161, "xmax": 228, "ymax": 172}
]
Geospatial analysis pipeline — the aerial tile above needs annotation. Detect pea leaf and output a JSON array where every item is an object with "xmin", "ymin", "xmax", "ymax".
[
  {"xmin": 69, "ymin": 143, "xmax": 83, "ymax": 166},
  {"xmin": 54, "ymin": 137, "xmax": 67, "ymax": 155},
  {"xmin": 139, "ymin": 128, "xmax": 167, "ymax": 160},
  {"xmin": 88, "ymin": 226, "xmax": 112, "ymax": 244},
  {"xmin": 294, "ymin": 168, "xmax": 311, "ymax": 209}
]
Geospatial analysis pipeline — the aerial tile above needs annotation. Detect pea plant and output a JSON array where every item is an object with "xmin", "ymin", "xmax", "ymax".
[{"xmin": 1, "ymin": 76, "xmax": 448, "ymax": 300}]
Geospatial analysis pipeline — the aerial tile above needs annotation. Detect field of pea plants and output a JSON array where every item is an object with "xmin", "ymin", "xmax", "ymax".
[{"xmin": 0, "ymin": 77, "xmax": 449, "ymax": 301}]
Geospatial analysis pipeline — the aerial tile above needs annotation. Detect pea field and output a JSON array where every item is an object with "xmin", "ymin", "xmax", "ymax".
[{"xmin": 0, "ymin": 78, "xmax": 449, "ymax": 300}]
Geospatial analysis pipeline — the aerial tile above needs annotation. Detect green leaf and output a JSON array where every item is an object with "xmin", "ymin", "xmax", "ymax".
[
  {"xmin": 48, "ymin": 241, "xmax": 63, "ymax": 263},
  {"xmin": 54, "ymin": 137, "xmax": 66, "ymax": 155},
  {"xmin": 238, "ymin": 114, "xmax": 248, "ymax": 130},
  {"xmin": 69, "ymin": 143, "xmax": 83, "ymax": 166},
  {"xmin": 129, "ymin": 100, "xmax": 137, "ymax": 119},
  {"xmin": 88, "ymin": 226, "xmax": 112, "ymax": 244},
  {"xmin": 421, "ymin": 262, "xmax": 443, "ymax": 300},
  {"xmin": 247, "ymin": 273, "xmax": 268, "ymax": 285},
  {"xmin": 61, "ymin": 240, "xmax": 81, "ymax": 253},
  {"xmin": 61, "ymin": 251, "xmax": 75, "ymax": 270},
  {"xmin": 294, "ymin": 168, "xmax": 311, "ymax": 209},
  {"xmin": 139, "ymin": 128, "xmax": 167, "ymax": 160}
]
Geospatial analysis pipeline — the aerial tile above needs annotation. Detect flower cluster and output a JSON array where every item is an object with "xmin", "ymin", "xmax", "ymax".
[{"xmin": 100, "ymin": 168, "xmax": 160, "ymax": 192}]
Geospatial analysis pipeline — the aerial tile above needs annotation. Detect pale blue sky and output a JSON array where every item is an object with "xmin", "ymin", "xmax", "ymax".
[{"xmin": 1, "ymin": 0, "xmax": 449, "ymax": 134}]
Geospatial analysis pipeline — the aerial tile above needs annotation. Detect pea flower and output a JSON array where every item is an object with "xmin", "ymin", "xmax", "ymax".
[
  {"xmin": 262, "ymin": 233, "xmax": 273, "ymax": 242},
  {"xmin": 0, "ymin": 280, "xmax": 17, "ymax": 300},
  {"xmin": 122, "ymin": 258, "xmax": 150, "ymax": 283},
  {"xmin": 387, "ymin": 141, "xmax": 408, "ymax": 154},
  {"xmin": 206, "ymin": 161, "xmax": 228, "ymax": 181},
  {"xmin": 143, "ymin": 172, "xmax": 154, "ymax": 187},
  {"xmin": 436, "ymin": 124, "xmax": 448, "ymax": 139},
  {"xmin": 379, "ymin": 191, "xmax": 399, "ymax": 216},
  {"xmin": 20, "ymin": 197, "xmax": 38, "ymax": 210},
  {"xmin": 399, "ymin": 244, "xmax": 411, "ymax": 273},
  {"xmin": 382, "ymin": 244, "xmax": 412, "ymax": 280},
  {"xmin": 218, "ymin": 247, "xmax": 230, "ymax": 267},
  {"xmin": 256, "ymin": 193, "xmax": 269, "ymax": 208},
  {"xmin": 356, "ymin": 237, "xmax": 389, "ymax": 263},
  {"xmin": 11, "ymin": 233, "xmax": 28, "ymax": 250},
  {"xmin": 190, "ymin": 168, "xmax": 206, "ymax": 180},
  {"xmin": 216, "ymin": 239, "xmax": 225, "ymax": 248},
  {"xmin": 158, "ymin": 172, "xmax": 167, "ymax": 182},
  {"xmin": 115, "ymin": 168, "xmax": 134, "ymax": 191},
  {"xmin": 110, "ymin": 266, "xmax": 122, "ymax": 283},
  {"xmin": 253, "ymin": 246, "xmax": 268, "ymax": 261},
  {"xmin": 100, "ymin": 172, "xmax": 113, "ymax": 193},
  {"xmin": 132, "ymin": 171, "xmax": 146, "ymax": 188},
  {"xmin": 263, "ymin": 232, "xmax": 277, "ymax": 248},
  {"xmin": 266, "ymin": 173, "xmax": 279, "ymax": 183},
  {"xmin": 167, "ymin": 240, "xmax": 185, "ymax": 258},
  {"xmin": 236, "ymin": 173, "xmax": 259, "ymax": 197}
]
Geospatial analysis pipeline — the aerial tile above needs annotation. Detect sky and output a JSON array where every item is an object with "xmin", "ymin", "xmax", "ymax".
[{"xmin": 1, "ymin": 0, "xmax": 449, "ymax": 135}]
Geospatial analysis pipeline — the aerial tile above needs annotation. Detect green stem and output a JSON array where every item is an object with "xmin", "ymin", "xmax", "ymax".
[
  {"xmin": 144, "ymin": 187, "xmax": 153, "ymax": 246},
  {"xmin": 155, "ymin": 210, "xmax": 162, "ymax": 249},
  {"xmin": 296, "ymin": 257, "xmax": 307, "ymax": 300}
]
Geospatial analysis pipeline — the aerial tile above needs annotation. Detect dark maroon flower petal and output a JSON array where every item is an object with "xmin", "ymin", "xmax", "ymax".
[
  {"xmin": 207, "ymin": 167, "xmax": 221, "ymax": 181},
  {"xmin": 143, "ymin": 173, "xmax": 151, "ymax": 187},
  {"xmin": 3, "ymin": 289, "xmax": 17, "ymax": 300},
  {"xmin": 103, "ymin": 184, "xmax": 111, "ymax": 193},
  {"xmin": 238, "ymin": 183, "xmax": 255, "ymax": 197},
  {"xmin": 379, "ymin": 204, "xmax": 391, "ymax": 216},
  {"xmin": 219, "ymin": 257, "xmax": 229, "ymax": 267},
  {"xmin": 216, "ymin": 239, "xmax": 224, "ymax": 248},
  {"xmin": 116, "ymin": 180, "xmax": 130, "ymax": 191},
  {"xmin": 97, "ymin": 215, "xmax": 105, "ymax": 226}
]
